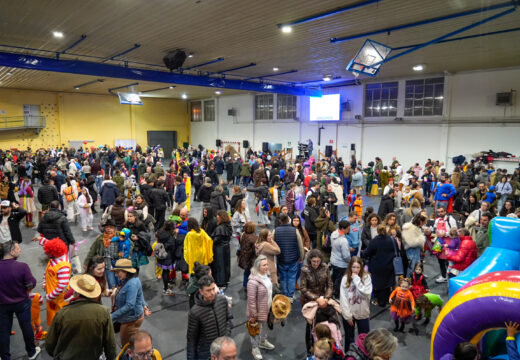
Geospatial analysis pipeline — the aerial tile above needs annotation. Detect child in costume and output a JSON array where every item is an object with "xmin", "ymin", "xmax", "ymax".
[
  {"xmin": 40, "ymin": 237, "xmax": 71, "ymax": 326},
  {"xmin": 346, "ymin": 189, "xmax": 356, "ymax": 213},
  {"xmin": 410, "ymin": 263, "xmax": 429, "ymax": 300},
  {"xmin": 18, "ymin": 176, "xmax": 36, "ymax": 227},
  {"xmin": 353, "ymin": 195, "xmax": 363, "ymax": 222},
  {"xmin": 389, "ymin": 277, "xmax": 415, "ymax": 333},
  {"xmin": 115, "ymin": 228, "xmax": 132, "ymax": 260},
  {"xmin": 414, "ymin": 293, "xmax": 443, "ymax": 326},
  {"xmin": 445, "ymin": 228, "xmax": 461, "ymax": 276}
]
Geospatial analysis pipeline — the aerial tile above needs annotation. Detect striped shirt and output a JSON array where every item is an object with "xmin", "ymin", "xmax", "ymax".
[{"xmin": 39, "ymin": 237, "xmax": 71, "ymax": 301}]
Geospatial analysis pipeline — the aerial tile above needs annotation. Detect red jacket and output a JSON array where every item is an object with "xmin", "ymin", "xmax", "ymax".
[{"xmin": 446, "ymin": 236, "xmax": 477, "ymax": 271}]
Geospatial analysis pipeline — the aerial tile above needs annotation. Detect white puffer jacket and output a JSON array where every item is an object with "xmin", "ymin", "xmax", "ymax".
[{"xmin": 401, "ymin": 222, "xmax": 426, "ymax": 250}]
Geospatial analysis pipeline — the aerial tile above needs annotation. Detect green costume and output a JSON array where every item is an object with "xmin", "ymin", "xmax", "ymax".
[
  {"xmin": 415, "ymin": 293, "xmax": 443, "ymax": 319},
  {"xmin": 364, "ymin": 167, "xmax": 374, "ymax": 192}
]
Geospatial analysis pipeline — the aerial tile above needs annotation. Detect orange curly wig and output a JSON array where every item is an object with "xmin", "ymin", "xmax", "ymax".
[{"xmin": 43, "ymin": 238, "xmax": 68, "ymax": 258}]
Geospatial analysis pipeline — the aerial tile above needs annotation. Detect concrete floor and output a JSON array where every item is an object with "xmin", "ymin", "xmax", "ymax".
[{"xmin": 7, "ymin": 189, "xmax": 448, "ymax": 360}]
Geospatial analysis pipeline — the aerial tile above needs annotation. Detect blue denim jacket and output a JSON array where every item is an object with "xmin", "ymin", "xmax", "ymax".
[{"xmin": 111, "ymin": 277, "xmax": 147, "ymax": 323}]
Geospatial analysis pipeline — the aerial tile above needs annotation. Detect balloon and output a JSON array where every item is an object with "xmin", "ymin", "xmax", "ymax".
[{"xmin": 83, "ymin": 141, "xmax": 88, "ymax": 145}]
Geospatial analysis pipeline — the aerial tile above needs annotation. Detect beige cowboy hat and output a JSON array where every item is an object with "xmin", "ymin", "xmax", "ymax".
[
  {"xmin": 69, "ymin": 274, "xmax": 101, "ymax": 299},
  {"xmin": 272, "ymin": 294, "xmax": 292, "ymax": 319},
  {"xmin": 110, "ymin": 258, "xmax": 137, "ymax": 273}
]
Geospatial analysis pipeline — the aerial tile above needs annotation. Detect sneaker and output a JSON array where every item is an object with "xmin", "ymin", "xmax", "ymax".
[
  {"xmin": 435, "ymin": 276, "xmax": 448, "ymax": 283},
  {"xmin": 28, "ymin": 346, "xmax": 41, "ymax": 360},
  {"xmin": 259, "ymin": 340, "xmax": 275, "ymax": 350},
  {"xmin": 252, "ymin": 347, "xmax": 263, "ymax": 360},
  {"xmin": 163, "ymin": 289, "xmax": 175, "ymax": 295}
]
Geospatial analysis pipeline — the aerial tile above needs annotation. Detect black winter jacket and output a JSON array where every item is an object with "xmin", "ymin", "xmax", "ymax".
[
  {"xmin": 148, "ymin": 188, "xmax": 169, "ymax": 211},
  {"xmin": 0, "ymin": 208, "xmax": 27, "ymax": 243},
  {"xmin": 210, "ymin": 191, "xmax": 226, "ymax": 213},
  {"xmin": 197, "ymin": 184, "xmax": 213, "ymax": 203},
  {"xmin": 37, "ymin": 185, "xmax": 59, "ymax": 205},
  {"xmin": 186, "ymin": 293, "xmax": 232, "ymax": 360},
  {"xmin": 211, "ymin": 223, "xmax": 233, "ymax": 247},
  {"xmin": 156, "ymin": 229, "xmax": 176, "ymax": 267},
  {"xmin": 377, "ymin": 195, "xmax": 394, "ymax": 219},
  {"xmin": 37, "ymin": 209, "xmax": 76, "ymax": 245}
]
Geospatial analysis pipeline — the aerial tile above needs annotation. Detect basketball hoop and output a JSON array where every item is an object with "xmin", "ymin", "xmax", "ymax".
[{"xmin": 346, "ymin": 39, "xmax": 392, "ymax": 77}]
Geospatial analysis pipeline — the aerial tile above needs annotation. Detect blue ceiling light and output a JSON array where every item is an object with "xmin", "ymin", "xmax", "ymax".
[
  {"xmin": 278, "ymin": 0, "xmax": 381, "ymax": 29},
  {"xmin": 184, "ymin": 58, "xmax": 224, "ymax": 71},
  {"xmin": 0, "ymin": 51, "xmax": 321, "ymax": 96},
  {"xmin": 73, "ymin": 78, "xmax": 103, "ymax": 90},
  {"xmin": 331, "ymin": 0, "xmax": 517, "ymax": 43}
]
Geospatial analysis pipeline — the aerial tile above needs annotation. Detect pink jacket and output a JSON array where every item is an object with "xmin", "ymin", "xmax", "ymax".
[{"xmin": 246, "ymin": 274, "xmax": 271, "ymax": 322}]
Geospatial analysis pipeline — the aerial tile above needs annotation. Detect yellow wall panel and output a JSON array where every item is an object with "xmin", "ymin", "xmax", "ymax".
[{"xmin": 0, "ymin": 88, "xmax": 189, "ymax": 150}]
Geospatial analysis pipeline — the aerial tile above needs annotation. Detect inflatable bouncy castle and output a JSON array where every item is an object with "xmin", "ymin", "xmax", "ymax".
[{"xmin": 431, "ymin": 217, "xmax": 520, "ymax": 360}]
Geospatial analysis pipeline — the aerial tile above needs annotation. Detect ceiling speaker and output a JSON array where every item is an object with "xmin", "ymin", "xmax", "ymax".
[{"xmin": 163, "ymin": 50, "xmax": 187, "ymax": 71}]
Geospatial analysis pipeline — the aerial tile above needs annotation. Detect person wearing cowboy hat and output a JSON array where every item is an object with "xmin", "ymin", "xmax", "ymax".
[
  {"xmin": 111, "ymin": 259, "xmax": 151, "ymax": 347},
  {"xmin": 45, "ymin": 274, "xmax": 116, "ymax": 360}
]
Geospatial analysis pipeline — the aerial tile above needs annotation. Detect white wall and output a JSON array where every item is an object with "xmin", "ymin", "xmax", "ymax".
[{"xmin": 190, "ymin": 66, "xmax": 520, "ymax": 171}]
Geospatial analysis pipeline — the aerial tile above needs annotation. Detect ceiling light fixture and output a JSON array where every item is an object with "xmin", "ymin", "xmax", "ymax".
[
  {"xmin": 215, "ymin": 90, "xmax": 222, "ymax": 95},
  {"xmin": 273, "ymin": 67, "xmax": 279, "ymax": 71},
  {"xmin": 188, "ymin": 53, "xmax": 194, "ymax": 58},
  {"xmin": 75, "ymin": 87, "xmax": 80, "ymax": 90},
  {"xmin": 413, "ymin": 64, "xmax": 424, "ymax": 71},
  {"xmin": 181, "ymin": 93, "xmax": 188, "ymax": 99},
  {"xmin": 281, "ymin": 25, "xmax": 292, "ymax": 33},
  {"xmin": 169, "ymin": 86, "xmax": 174, "ymax": 89},
  {"xmin": 53, "ymin": 31, "xmax": 64, "ymax": 38},
  {"xmin": 322, "ymin": 74, "xmax": 333, "ymax": 81}
]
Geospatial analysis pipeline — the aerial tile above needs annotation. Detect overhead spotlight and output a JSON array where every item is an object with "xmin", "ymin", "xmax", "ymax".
[
  {"xmin": 188, "ymin": 53, "xmax": 194, "ymax": 58},
  {"xmin": 138, "ymin": 91, "xmax": 142, "ymax": 94},
  {"xmin": 169, "ymin": 86, "xmax": 174, "ymax": 89},
  {"xmin": 75, "ymin": 87, "xmax": 80, "ymax": 90},
  {"xmin": 215, "ymin": 90, "xmax": 222, "ymax": 95},
  {"xmin": 413, "ymin": 64, "xmax": 424, "ymax": 71},
  {"xmin": 52, "ymin": 31, "xmax": 64, "ymax": 38},
  {"xmin": 181, "ymin": 93, "xmax": 188, "ymax": 99},
  {"xmin": 273, "ymin": 67, "xmax": 279, "ymax": 71},
  {"xmin": 281, "ymin": 25, "xmax": 292, "ymax": 33},
  {"xmin": 323, "ymin": 74, "xmax": 332, "ymax": 81}
]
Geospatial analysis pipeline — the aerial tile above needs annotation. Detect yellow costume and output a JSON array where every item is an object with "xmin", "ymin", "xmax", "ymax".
[
  {"xmin": 184, "ymin": 177, "xmax": 192, "ymax": 211},
  {"xmin": 44, "ymin": 258, "xmax": 71, "ymax": 326},
  {"xmin": 183, "ymin": 229, "xmax": 213, "ymax": 274}
]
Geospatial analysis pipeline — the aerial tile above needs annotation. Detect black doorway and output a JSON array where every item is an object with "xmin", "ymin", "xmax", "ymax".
[{"xmin": 147, "ymin": 131, "xmax": 177, "ymax": 158}]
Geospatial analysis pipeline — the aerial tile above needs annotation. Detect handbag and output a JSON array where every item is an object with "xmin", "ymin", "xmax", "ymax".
[
  {"xmin": 391, "ymin": 238, "xmax": 404, "ymax": 275},
  {"xmin": 246, "ymin": 320, "xmax": 261, "ymax": 337}
]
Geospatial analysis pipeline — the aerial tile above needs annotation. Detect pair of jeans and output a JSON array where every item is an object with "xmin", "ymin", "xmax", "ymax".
[
  {"xmin": 242, "ymin": 176, "xmax": 251, "ymax": 187},
  {"xmin": 331, "ymin": 264, "xmax": 347, "ymax": 299},
  {"xmin": 278, "ymin": 261, "xmax": 299, "ymax": 297},
  {"xmin": 343, "ymin": 317, "xmax": 370, "ymax": 351},
  {"xmin": 0, "ymin": 298, "xmax": 36, "ymax": 360},
  {"xmin": 406, "ymin": 247, "xmax": 421, "ymax": 277},
  {"xmin": 243, "ymin": 268, "xmax": 251, "ymax": 288}
]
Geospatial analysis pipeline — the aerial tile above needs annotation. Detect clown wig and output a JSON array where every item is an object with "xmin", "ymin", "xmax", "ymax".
[{"xmin": 43, "ymin": 238, "xmax": 68, "ymax": 258}]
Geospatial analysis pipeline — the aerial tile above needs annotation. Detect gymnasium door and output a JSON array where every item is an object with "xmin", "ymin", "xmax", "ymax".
[{"xmin": 147, "ymin": 131, "xmax": 177, "ymax": 158}]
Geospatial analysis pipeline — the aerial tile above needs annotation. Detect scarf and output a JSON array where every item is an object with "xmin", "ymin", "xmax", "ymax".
[{"xmin": 103, "ymin": 228, "xmax": 116, "ymax": 248}]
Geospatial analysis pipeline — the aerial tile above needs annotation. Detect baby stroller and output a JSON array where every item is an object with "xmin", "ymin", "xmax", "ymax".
[{"xmin": 303, "ymin": 300, "xmax": 344, "ymax": 352}]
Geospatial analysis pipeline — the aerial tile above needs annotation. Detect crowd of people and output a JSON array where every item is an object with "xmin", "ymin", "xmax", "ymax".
[{"xmin": 0, "ymin": 144, "xmax": 519, "ymax": 360}]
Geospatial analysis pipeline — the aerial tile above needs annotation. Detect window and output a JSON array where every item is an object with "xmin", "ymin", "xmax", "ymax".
[
  {"xmin": 277, "ymin": 94, "xmax": 297, "ymax": 119},
  {"xmin": 405, "ymin": 77, "xmax": 444, "ymax": 116},
  {"xmin": 190, "ymin": 101, "xmax": 202, "ymax": 122},
  {"xmin": 255, "ymin": 94, "xmax": 274, "ymax": 120},
  {"xmin": 203, "ymin": 100, "xmax": 215, "ymax": 121},
  {"xmin": 364, "ymin": 82, "xmax": 398, "ymax": 117}
]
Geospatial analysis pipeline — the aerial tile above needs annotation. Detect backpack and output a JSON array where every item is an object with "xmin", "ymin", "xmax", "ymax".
[
  {"xmin": 154, "ymin": 242, "xmax": 168, "ymax": 260},
  {"xmin": 261, "ymin": 198, "xmax": 270, "ymax": 212},
  {"xmin": 63, "ymin": 186, "xmax": 77, "ymax": 202}
]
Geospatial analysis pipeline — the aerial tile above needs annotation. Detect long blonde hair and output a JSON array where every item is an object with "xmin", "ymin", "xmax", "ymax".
[{"xmin": 365, "ymin": 329, "xmax": 398, "ymax": 360}]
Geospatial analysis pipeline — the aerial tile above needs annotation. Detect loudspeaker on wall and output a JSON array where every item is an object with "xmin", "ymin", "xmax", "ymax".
[
  {"xmin": 325, "ymin": 145, "xmax": 333, "ymax": 157},
  {"xmin": 216, "ymin": 139, "xmax": 221, "ymax": 147}
]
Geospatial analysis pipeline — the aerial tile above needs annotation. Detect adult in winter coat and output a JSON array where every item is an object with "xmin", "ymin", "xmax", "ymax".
[
  {"xmin": 255, "ymin": 229, "xmax": 281, "ymax": 285},
  {"xmin": 229, "ymin": 186, "xmax": 245, "ymax": 215},
  {"xmin": 0, "ymin": 201, "xmax": 27, "ymax": 244},
  {"xmin": 187, "ymin": 275, "xmax": 232, "ymax": 360},
  {"xmin": 445, "ymin": 228, "xmax": 478, "ymax": 276},
  {"xmin": 401, "ymin": 214, "xmax": 427, "ymax": 277},
  {"xmin": 211, "ymin": 210, "xmax": 233, "ymax": 288},
  {"xmin": 330, "ymin": 221, "xmax": 352, "ymax": 299},
  {"xmin": 314, "ymin": 208, "xmax": 336, "ymax": 253},
  {"xmin": 247, "ymin": 255, "xmax": 275, "ymax": 359},
  {"xmin": 344, "ymin": 329, "xmax": 398, "ymax": 360},
  {"xmin": 100, "ymin": 175, "xmax": 119, "ymax": 211},
  {"xmin": 302, "ymin": 197, "xmax": 319, "ymax": 247},
  {"xmin": 155, "ymin": 221, "xmax": 176, "ymax": 295},
  {"xmin": 363, "ymin": 225, "xmax": 396, "ymax": 307},
  {"xmin": 37, "ymin": 178, "xmax": 59, "ymax": 211},
  {"xmin": 124, "ymin": 211, "xmax": 150, "ymax": 269},
  {"xmin": 377, "ymin": 190, "xmax": 395, "ymax": 219},
  {"xmin": 210, "ymin": 186, "xmax": 227, "ymax": 214},
  {"xmin": 197, "ymin": 178, "xmax": 214, "ymax": 205},
  {"xmin": 86, "ymin": 175, "xmax": 99, "ymax": 214},
  {"xmin": 360, "ymin": 214, "xmax": 381, "ymax": 251},
  {"xmin": 232, "ymin": 157, "xmax": 242, "ymax": 185},
  {"xmin": 37, "ymin": 201, "xmax": 76, "ymax": 246},
  {"xmin": 148, "ymin": 180, "xmax": 169, "ymax": 229},
  {"xmin": 238, "ymin": 222, "xmax": 258, "ymax": 288},
  {"xmin": 340, "ymin": 257, "xmax": 372, "ymax": 351},
  {"xmin": 225, "ymin": 158, "xmax": 234, "ymax": 184},
  {"xmin": 300, "ymin": 249, "xmax": 333, "ymax": 354},
  {"xmin": 240, "ymin": 161, "xmax": 252, "ymax": 187}
]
